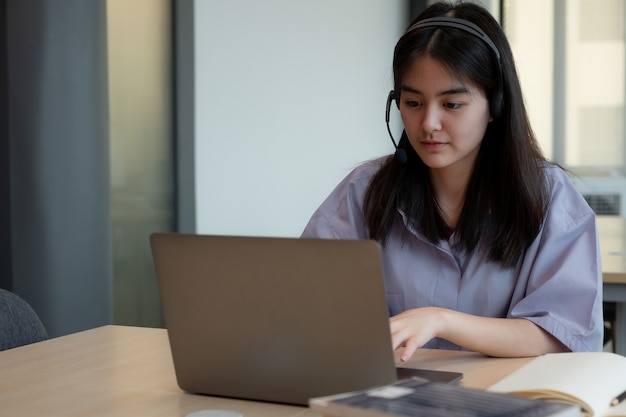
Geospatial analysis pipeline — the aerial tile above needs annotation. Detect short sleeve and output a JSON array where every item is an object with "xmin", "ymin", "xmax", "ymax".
[{"xmin": 509, "ymin": 168, "xmax": 603, "ymax": 352}]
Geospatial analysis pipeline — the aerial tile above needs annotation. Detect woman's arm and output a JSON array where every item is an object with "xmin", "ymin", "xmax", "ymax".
[{"xmin": 390, "ymin": 307, "xmax": 569, "ymax": 360}]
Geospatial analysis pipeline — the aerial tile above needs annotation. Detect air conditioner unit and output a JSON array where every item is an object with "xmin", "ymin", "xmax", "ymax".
[{"xmin": 570, "ymin": 169, "xmax": 626, "ymax": 217}]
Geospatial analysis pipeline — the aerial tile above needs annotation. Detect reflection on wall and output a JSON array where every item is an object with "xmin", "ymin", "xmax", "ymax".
[{"xmin": 107, "ymin": 0, "xmax": 174, "ymax": 327}]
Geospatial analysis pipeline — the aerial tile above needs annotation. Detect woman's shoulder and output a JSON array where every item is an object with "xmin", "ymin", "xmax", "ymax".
[
  {"xmin": 301, "ymin": 156, "xmax": 390, "ymax": 239},
  {"xmin": 543, "ymin": 163, "xmax": 585, "ymax": 196},
  {"xmin": 336, "ymin": 156, "xmax": 390, "ymax": 188},
  {"xmin": 540, "ymin": 162, "xmax": 577, "ymax": 190},
  {"xmin": 542, "ymin": 163, "xmax": 596, "ymax": 226},
  {"xmin": 542, "ymin": 162, "xmax": 570, "ymax": 179},
  {"xmin": 311, "ymin": 156, "xmax": 390, "ymax": 208},
  {"xmin": 348, "ymin": 156, "xmax": 389, "ymax": 178}
]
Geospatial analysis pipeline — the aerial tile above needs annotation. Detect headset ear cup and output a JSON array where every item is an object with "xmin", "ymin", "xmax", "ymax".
[
  {"xmin": 491, "ymin": 89, "xmax": 503, "ymax": 119},
  {"xmin": 394, "ymin": 91, "xmax": 400, "ymax": 109}
]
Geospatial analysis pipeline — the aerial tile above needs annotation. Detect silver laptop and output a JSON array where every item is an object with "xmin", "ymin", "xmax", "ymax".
[{"xmin": 150, "ymin": 233, "xmax": 462, "ymax": 406}]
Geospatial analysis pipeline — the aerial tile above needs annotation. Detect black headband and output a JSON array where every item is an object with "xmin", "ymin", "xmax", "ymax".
[{"xmin": 406, "ymin": 17, "xmax": 500, "ymax": 61}]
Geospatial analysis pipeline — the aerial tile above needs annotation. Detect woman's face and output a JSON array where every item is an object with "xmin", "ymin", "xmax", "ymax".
[{"xmin": 399, "ymin": 55, "xmax": 492, "ymax": 177}]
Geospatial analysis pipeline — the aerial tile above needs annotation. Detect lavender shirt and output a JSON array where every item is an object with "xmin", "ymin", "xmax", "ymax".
[{"xmin": 302, "ymin": 157, "xmax": 603, "ymax": 352}]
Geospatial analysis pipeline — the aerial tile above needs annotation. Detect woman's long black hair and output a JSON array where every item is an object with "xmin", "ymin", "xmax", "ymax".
[{"xmin": 363, "ymin": 2, "xmax": 549, "ymax": 268}]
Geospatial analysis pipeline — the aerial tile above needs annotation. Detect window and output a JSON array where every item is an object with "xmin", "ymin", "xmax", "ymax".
[
  {"xmin": 504, "ymin": 0, "xmax": 625, "ymax": 167},
  {"xmin": 504, "ymin": 0, "xmax": 626, "ymax": 215}
]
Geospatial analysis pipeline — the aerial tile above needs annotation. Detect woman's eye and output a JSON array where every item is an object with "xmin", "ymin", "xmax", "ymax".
[
  {"xmin": 445, "ymin": 102, "xmax": 462, "ymax": 109},
  {"xmin": 405, "ymin": 100, "xmax": 421, "ymax": 107}
]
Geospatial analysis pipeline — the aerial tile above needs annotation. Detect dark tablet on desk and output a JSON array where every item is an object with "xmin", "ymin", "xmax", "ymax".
[{"xmin": 397, "ymin": 367, "xmax": 464, "ymax": 384}]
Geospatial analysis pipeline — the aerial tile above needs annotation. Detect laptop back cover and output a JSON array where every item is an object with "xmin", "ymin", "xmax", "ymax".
[{"xmin": 150, "ymin": 233, "xmax": 398, "ymax": 406}]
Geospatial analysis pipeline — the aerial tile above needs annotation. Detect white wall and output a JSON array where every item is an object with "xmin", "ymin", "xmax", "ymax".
[{"xmin": 194, "ymin": 1, "xmax": 409, "ymax": 237}]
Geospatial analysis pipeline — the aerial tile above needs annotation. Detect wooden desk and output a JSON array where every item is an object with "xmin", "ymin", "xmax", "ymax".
[
  {"xmin": 597, "ymin": 215, "xmax": 626, "ymax": 356},
  {"xmin": 0, "ymin": 325, "xmax": 532, "ymax": 417}
]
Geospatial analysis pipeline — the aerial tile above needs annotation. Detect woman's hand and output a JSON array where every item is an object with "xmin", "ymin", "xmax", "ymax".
[
  {"xmin": 390, "ymin": 307, "xmax": 447, "ymax": 362},
  {"xmin": 389, "ymin": 307, "xmax": 569, "ymax": 360}
]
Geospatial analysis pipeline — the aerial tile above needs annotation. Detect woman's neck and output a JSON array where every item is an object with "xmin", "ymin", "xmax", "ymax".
[{"xmin": 430, "ymin": 167, "xmax": 472, "ymax": 230}]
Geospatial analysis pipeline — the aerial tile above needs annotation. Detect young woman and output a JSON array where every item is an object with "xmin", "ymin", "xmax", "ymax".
[{"xmin": 301, "ymin": 1, "xmax": 603, "ymax": 358}]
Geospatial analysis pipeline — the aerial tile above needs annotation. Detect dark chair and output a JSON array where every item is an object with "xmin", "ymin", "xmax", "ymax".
[
  {"xmin": 0, "ymin": 288, "xmax": 48, "ymax": 351},
  {"xmin": 604, "ymin": 301, "xmax": 616, "ymax": 352}
]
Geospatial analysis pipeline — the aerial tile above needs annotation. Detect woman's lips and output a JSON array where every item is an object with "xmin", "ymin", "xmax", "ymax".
[{"xmin": 421, "ymin": 141, "xmax": 447, "ymax": 150}]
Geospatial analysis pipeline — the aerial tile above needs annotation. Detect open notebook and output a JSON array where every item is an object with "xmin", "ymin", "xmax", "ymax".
[
  {"xmin": 150, "ymin": 233, "xmax": 462, "ymax": 406},
  {"xmin": 488, "ymin": 352, "xmax": 626, "ymax": 417}
]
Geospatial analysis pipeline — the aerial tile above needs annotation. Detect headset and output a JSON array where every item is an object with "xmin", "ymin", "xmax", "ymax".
[{"xmin": 386, "ymin": 16, "xmax": 504, "ymax": 163}]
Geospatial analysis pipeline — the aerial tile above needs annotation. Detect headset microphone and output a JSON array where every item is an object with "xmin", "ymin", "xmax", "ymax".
[{"xmin": 386, "ymin": 90, "xmax": 407, "ymax": 164}]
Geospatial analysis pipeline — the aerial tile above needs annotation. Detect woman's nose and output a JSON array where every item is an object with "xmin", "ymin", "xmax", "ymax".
[{"xmin": 422, "ymin": 105, "xmax": 442, "ymax": 133}]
